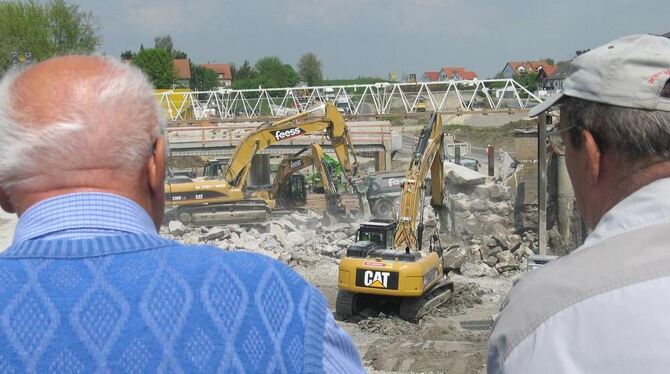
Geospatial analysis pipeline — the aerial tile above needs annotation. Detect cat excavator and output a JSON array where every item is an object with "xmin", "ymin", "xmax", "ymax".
[
  {"xmin": 262, "ymin": 144, "xmax": 346, "ymax": 214},
  {"xmin": 336, "ymin": 112, "xmax": 453, "ymax": 322},
  {"xmin": 164, "ymin": 103, "xmax": 366, "ymax": 225}
]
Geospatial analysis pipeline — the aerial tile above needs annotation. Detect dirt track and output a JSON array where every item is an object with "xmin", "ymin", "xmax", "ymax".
[{"xmin": 297, "ymin": 258, "xmax": 515, "ymax": 374}]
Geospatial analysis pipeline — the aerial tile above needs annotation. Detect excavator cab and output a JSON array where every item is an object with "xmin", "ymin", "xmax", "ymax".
[
  {"xmin": 276, "ymin": 174, "xmax": 308, "ymax": 209},
  {"xmin": 356, "ymin": 219, "xmax": 396, "ymax": 248},
  {"xmin": 203, "ymin": 159, "xmax": 226, "ymax": 178}
]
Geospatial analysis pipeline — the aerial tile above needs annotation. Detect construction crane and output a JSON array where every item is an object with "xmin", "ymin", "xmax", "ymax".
[
  {"xmin": 336, "ymin": 112, "xmax": 453, "ymax": 321},
  {"xmin": 164, "ymin": 103, "xmax": 365, "ymax": 225}
]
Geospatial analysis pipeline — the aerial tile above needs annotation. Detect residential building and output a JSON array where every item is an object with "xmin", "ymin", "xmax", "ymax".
[
  {"xmin": 202, "ymin": 63, "xmax": 233, "ymax": 87},
  {"xmin": 538, "ymin": 61, "xmax": 570, "ymax": 92},
  {"xmin": 438, "ymin": 66, "xmax": 478, "ymax": 81},
  {"xmin": 173, "ymin": 58, "xmax": 191, "ymax": 88},
  {"xmin": 422, "ymin": 71, "xmax": 440, "ymax": 82},
  {"xmin": 501, "ymin": 60, "xmax": 555, "ymax": 79}
]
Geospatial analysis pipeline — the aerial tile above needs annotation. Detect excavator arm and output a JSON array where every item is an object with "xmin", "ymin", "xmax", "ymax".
[
  {"xmin": 224, "ymin": 103, "xmax": 359, "ymax": 188},
  {"xmin": 393, "ymin": 112, "xmax": 444, "ymax": 251}
]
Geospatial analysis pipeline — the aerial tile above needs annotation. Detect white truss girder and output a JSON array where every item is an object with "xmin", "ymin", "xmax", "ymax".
[{"xmin": 156, "ymin": 79, "xmax": 543, "ymax": 121}]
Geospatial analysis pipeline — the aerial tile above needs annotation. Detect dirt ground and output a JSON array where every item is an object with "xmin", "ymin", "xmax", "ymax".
[{"xmin": 296, "ymin": 256, "xmax": 515, "ymax": 374}]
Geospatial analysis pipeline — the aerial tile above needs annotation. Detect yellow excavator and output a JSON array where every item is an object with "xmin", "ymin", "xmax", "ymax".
[
  {"xmin": 336, "ymin": 112, "xmax": 453, "ymax": 321},
  {"xmin": 164, "ymin": 103, "xmax": 363, "ymax": 225},
  {"xmin": 262, "ymin": 144, "xmax": 346, "ymax": 214}
]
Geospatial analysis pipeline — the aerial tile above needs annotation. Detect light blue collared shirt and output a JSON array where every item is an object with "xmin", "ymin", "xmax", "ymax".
[{"xmin": 12, "ymin": 192, "xmax": 364, "ymax": 373}]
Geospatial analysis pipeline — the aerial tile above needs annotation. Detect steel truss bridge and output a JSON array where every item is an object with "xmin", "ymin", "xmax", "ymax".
[{"xmin": 156, "ymin": 79, "xmax": 542, "ymax": 121}]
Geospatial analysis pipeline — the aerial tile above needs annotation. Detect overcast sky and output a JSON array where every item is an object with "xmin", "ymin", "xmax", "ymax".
[{"xmin": 74, "ymin": 0, "xmax": 669, "ymax": 79}]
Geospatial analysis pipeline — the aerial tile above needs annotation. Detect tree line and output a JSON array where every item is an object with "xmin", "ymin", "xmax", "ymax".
[{"xmin": 0, "ymin": 0, "xmax": 100, "ymax": 72}]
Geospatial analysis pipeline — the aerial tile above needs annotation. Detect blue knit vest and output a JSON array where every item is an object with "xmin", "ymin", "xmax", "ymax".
[{"xmin": 0, "ymin": 234, "xmax": 327, "ymax": 373}]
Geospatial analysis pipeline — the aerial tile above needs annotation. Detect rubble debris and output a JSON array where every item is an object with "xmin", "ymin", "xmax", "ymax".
[
  {"xmin": 444, "ymin": 162, "xmax": 487, "ymax": 186},
  {"xmin": 461, "ymin": 262, "xmax": 499, "ymax": 278},
  {"xmin": 168, "ymin": 221, "xmax": 186, "ymax": 236},
  {"xmin": 200, "ymin": 226, "xmax": 230, "ymax": 242},
  {"xmin": 494, "ymin": 251, "xmax": 519, "ymax": 273},
  {"xmin": 444, "ymin": 245, "xmax": 480, "ymax": 272}
]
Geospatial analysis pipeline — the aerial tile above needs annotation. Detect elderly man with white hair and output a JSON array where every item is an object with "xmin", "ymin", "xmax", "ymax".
[
  {"xmin": 488, "ymin": 34, "xmax": 670, "ymax": 374},
  {"xmin": 0, "ymin": 56, "xmax": 364, "ymax": 373}
]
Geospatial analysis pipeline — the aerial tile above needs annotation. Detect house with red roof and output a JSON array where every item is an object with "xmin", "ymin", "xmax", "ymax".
[
  {"xmin": 438, "ymin": 66, "xmax": 478, "ymax": 81},
  {"xmin": 539, "ymin": 61, "xmax": 570, "ymax": 92},
  {"xmin": 173, "ymin": 58, "xmax": 191, "ymax": 88},
  {"xmin": 422, "ymin": 71, "xmax": 440, "ymax": 82},
  {"xmin": 202, "ymin": 63, "xmax": 233, "ymax": 87},
  {"xmin": 501, "ymin": 60, "xmax": 555, "ymax": 79}
]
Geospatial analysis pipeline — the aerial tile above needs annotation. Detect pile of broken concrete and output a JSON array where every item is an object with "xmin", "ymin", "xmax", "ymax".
[
  {"xmin": 162, "ymin": 210, "xmax": 361, "ymax": 265},
  {"xmin": 443, "ymin": 162, "xmax": 538, "ymax": 277},
  {"xmin": 162, "ymin": 163, "xmax": 539, "ymax": 279}
]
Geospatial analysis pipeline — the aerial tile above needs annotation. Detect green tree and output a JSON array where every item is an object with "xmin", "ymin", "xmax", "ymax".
[
  {"xmin": 283, "ymin": 63, "xmax": 300, "ymax": 87},
  {"xmin": 544, "ymin": 58, "xmax": 555, "ymax": 65},
  {"xmin": 190, "ymin": 63, "xmax": 219, "ymax": 91},
  {"xmin": 297, "ymin": 52, "xmax": 322, "ymax": 86},
  {"xmin": 154, "ymin": 34, "xmax": 187, "ymax": 59},
  {"xmin": 47, "ymin": 0, "xmax": 99, "ymax": 55},
  {"xmin": 154, "ymin": 34, "xmax": 173, "ymax": 54},
  {"xmin": 235, "ymin": 59, "xmax": 256, "ymax": 80},
  {"xmin": 0, "ymin": 0, "xmax": 100, "ymax": 71},
  {"xmin": 132, "ymin": 48, "xmax": 176, "ymax": 89},
  {"xmin": 514, "ymin": 72, "xmax": 538, "ymax": 92},
  {"xmin": 120, "ymin": 50, "xmax": 134, "ymax": 60},
  {"xmin": 255, "ymin": 56, "xmax": 299, "ymax": 87}
]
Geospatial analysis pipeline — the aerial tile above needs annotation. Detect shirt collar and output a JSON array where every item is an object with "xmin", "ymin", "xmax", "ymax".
[
  {"xmin": 582, "ymin": 177, "xmax": 670, "ymax": 249},
  {"xmin": 13, "ymin": 192, "xmax": 158, "ymax": 244}
]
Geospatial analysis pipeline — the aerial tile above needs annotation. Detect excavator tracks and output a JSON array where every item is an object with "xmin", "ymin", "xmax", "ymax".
[{"xmin": 167, "ymin": 199, "xmax": 271, "ymax": 226}]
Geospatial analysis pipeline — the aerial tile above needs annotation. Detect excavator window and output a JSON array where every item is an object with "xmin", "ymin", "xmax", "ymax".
[
  {"xmin": 386, "ymin": 230, "xmax": 394, "ymax": 248},
  {"xmin": 359, "ymin": 230, "xmax": 385, "ymax": 245}
]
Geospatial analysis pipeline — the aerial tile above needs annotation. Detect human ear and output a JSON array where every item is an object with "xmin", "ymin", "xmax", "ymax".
[
  {"xmin": 148, "ymin": 136, "xmax": 166, "ymax": 196},
  {"xmin": 0, "ymin": 188, "xmax": 15, "ymax": 214},
  {"xmin": 582, "ymin": 130, "xmax": 602, "ymax": 184},
  {"xmin": 146, "ymin": 136, "xmax": 166, "ymax": 229}
]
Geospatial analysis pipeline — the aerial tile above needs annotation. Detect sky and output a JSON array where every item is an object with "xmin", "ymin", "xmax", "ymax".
[{"xmin": 73, "ymin": 0, "xmax": 670, "ymax": 79}]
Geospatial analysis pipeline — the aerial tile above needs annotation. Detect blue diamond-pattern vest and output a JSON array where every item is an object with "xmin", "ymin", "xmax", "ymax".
[{"xmin": 0, "ymin": 235, "xmax": 327, "ymax": 373}]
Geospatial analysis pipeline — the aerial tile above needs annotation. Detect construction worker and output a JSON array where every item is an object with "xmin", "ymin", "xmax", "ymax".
[
  {"xmin": 0, "ymin": 56, "xmax": 364, "ymax": 373},
  {"xmin": 488, "ymin": 34, "xmax": 670, "ymax": 373}
]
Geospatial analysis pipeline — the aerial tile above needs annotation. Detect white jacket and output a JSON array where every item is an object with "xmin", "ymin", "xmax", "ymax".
[{"xmin": 488, "ymin": 178, "xmax": 670, "ymax": 373}]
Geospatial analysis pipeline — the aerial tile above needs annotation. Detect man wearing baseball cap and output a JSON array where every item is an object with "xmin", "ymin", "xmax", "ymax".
[{"xmin": 488, "ymin": 34, "xmax": 670, "ymax": 373}]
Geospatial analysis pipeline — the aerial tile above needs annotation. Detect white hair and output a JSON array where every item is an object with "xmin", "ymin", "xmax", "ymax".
[{"xmin": 0, "ymin": 57, "xmax": 166, "ymax": 192}]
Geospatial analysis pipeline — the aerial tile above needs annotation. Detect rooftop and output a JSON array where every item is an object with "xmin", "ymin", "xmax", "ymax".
[
  {"xmin": 202, "ymin": 63, "xmax": 232, "ymax": 79},
  {"xmin": 173, "ymin": 58, "xmax": 191, "ymax": 79}
]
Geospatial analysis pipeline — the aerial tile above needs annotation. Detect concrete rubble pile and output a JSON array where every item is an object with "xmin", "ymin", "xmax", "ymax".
[
  {"xmin": 162, "ymin": 164, "xmax": 537, "ymax": 280},
  {"xmin": 162, "ymin": 210, "xmax": 362, "ymax": 265},
  {"xmin": 443, "ymin": 163, "xmax": 539, "ymax": 277}
]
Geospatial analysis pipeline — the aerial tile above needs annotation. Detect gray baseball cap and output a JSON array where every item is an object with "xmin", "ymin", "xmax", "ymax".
[{"xmin": 529, "ymin": 34, "xmax": 670, "ymax": 117}]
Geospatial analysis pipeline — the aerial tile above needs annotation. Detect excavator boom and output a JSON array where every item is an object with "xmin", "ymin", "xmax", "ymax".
[
  {"xmin": 225, "ymin": 104, "xmax": 359, "ymax": 188},
  {"xmin": 393, "ymin": 113, "xmax": 444, "ymax": 251}
]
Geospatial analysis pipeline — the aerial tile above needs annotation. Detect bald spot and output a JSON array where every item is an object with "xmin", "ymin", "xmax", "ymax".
[{"xmin": 10, "ymin": 56, "xmax": 119, "ymax": 128}]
